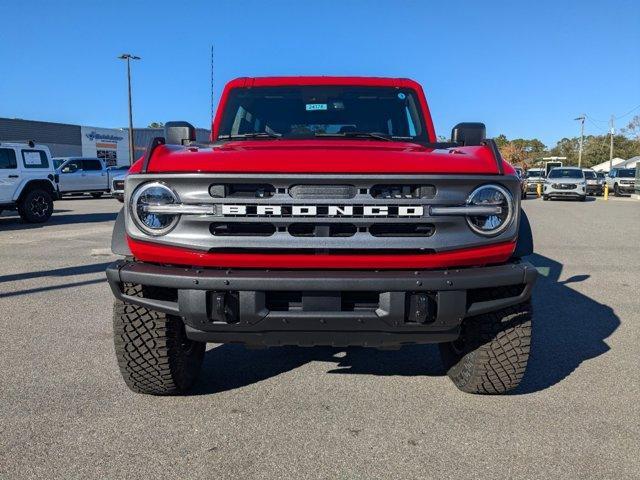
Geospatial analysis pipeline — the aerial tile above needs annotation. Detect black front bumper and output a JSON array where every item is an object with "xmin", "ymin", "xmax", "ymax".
[{"xmin": 106, "ymin": 260, "xmax": 537, "ymax": 348}]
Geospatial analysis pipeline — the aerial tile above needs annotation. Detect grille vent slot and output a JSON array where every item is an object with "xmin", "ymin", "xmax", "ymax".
[
  {"xmin": 210, "ymin": 223, "xmax": 275, "ymax": 236},
  {"xmin": 370, "ymin": 184, "xmax": 436, "ymax": 199},
  {"xmin": 289, "ymin": 184, "xmax": 356, "ymax": 199},
  {"xmin": 209, "ymin": 183, "xmax": 275, "ymax": 198}
]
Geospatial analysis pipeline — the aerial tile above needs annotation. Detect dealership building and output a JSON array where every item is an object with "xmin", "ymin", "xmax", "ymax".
[{"xmin": 0, "ymin": 117, "xmax": 210, "ymax": 166}]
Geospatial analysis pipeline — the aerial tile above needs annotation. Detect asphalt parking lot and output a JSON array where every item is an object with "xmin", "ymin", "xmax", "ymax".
[{"xmin": 0, "ymin": 195, "xmax": 638, "ymax": 479}]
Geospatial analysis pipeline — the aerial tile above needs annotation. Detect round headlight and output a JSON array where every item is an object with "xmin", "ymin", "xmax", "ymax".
[
  {"xmin": 466, "ymin": 184, "xmax": 514, "ymax": 236},
  {"xmin": 130, "ymin": 182, "xmax": 180, "ymax": 235}
]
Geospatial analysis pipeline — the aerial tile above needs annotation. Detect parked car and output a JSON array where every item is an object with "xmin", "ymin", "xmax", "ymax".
[
  {"xmin": 110, "ymin": 172, "xmax": 127, "ymax": 202},
  {"xmin": 582, "ymin": 168, "xmax": 603, "ymax": 196},
  {"xmin": 514, "ymin": 167, "xmax": 527, "ymax": 199},
  {"xmin": 525, "ymin": 168, "xmax": 545, "ymax": 195},
  {"xmin": 543, "ymin": 167, "xmax": 586, "ymax": 201},
  {"xmin": 54, "ymin": 157, "xmax": 126, "ymax": 198},
  {"xmin": 606, "ymin": 168, "xmax": 636, "ymax": 196},
  {"xmin": 0, "ymin": 141, "xmax": 58, "ymax": 223}
]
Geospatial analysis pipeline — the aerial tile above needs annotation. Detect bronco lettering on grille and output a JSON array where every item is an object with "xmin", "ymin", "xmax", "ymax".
[{"xmin": 220, "ymin": 205, "xmax": 424, "ymax": 217}]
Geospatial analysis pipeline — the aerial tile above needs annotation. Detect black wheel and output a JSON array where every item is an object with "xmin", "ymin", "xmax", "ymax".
[
  {"xmin": 18, "ymin": 188, "xmax": 53, "ymax": 223},
  {"xmin": 614, "ymin": 184, "xmax": 619, "ymax": 196},
  {"xmin": 440, "ymin": 300, "xmax": 532, "ymax": 394},
  {"xmin": 90, "ymin": 192, "xmax": 103, "ymax": 199},
  {"xmin": 542, "ymin": 195, "xmax": 549, "ymax": 201},
  {"xmin": 579, "ymin": 195, "xmax": 587, "ymax": 202},
  {"xmin": 113, "ymin": 284, "xmax": 206, "ymax": 395}
]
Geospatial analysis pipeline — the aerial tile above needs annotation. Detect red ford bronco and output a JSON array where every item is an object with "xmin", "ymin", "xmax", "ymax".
[{"xmin": 107, "ymin": 77, "xmax": 536, "ymax": 395}]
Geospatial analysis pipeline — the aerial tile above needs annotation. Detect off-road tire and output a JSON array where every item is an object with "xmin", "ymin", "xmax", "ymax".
[
  {"xmin": 113, "ymin": 284, "xmax": 206, "ymax": 395},
  {"xmin": 439, "ymin": 300, "xmax": 532, "ymax": 394},
  {"xmin": 18, "ymin": 188, "xmax": 53, "ymax": 223},
  {"xmin": 542, "ymin": 195, "xmax": 549, "ymax": 201},
  {"xmin": 614, "ymin": 184, "xmax": 620, "ymax": 196},
  {"xmin": 90, "ymin": 192, "xmax": 103, "ymax": 199}
]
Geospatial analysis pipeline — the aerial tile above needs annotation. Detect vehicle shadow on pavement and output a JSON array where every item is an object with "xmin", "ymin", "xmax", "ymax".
[
  {"xmin": 194, "ymin": 252, "xmax": 618, "ymax": 395},
  {"xmin": 194, "ymin": 344, "xmax": 444, "ymax": 394},
  {"xmin": 514, "ymin": 253, "xmax": 619, "ymax": 394},
  {"xmin": 0, "ymin": 262, "xmax": 111, "ymax": 283},
  {"xmin": 0, "ymin": 262, "xmax": 110, "ymax": 298},
  {"xmin": 0, "ymin": 212, "xmax": 117, "ymax": 231}
]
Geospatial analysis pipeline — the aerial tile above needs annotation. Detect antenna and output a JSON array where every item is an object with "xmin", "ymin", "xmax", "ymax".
[{"xmin": 210, "ymin": 45, "xmax": 214, "ymax": 121}]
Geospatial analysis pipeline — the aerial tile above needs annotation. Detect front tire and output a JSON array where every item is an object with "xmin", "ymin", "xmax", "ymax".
[
  {"xmin": 18, "ymin": 188, "xmax": 53, "ymax": 223},
  {"xmin": 543, "ymin": 195, "xmax": 549, "ymax": 201},
  {"xmin": 614, "ymin": 184, "xmax": 620, "ymax": 196},
  {"xmin": 90, "ymin": 192, "xmax": 103, "ymax": 199},
  {"xmin": 113, "ymin": 284, "xmax": 206, "ymax": 395},
  {"xmin": 440, "ymin": 301, "xmax": 532, "ymax": 394}
]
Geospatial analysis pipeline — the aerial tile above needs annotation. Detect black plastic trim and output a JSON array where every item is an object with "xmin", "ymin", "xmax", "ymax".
[
  {"xmin": 106, "ymin": 260, "xmax": 537, "ymax": 347},
  {"xmin": 141, "ymin": 136, "xmax": 166, "ymax": 173},
  {"xmin": 110, "ymin": 208, "xmax": 132, "ymax": 256}
]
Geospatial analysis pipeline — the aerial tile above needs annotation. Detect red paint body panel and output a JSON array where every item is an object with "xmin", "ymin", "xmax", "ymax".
[
  {"xmin": 127, "ymin": 237, "xmax": 516, "ymax": 270},
  {"xmin": 129, "ymin": 141, "xmax": 511, "ymax": 175}
]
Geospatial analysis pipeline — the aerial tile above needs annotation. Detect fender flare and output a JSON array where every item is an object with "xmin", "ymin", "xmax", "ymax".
[
  {"xmin": 111, "ymin": 208, "xmax": 132, "ymax": 256},
  {"xmin": 512, "ymin": 208, "xmax": 534, "ymax": 258}
]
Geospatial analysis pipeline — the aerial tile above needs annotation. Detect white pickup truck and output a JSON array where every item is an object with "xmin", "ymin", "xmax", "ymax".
[{"xmin": 53, "ymin": 157, "xmax": 129, "ymax": 198}]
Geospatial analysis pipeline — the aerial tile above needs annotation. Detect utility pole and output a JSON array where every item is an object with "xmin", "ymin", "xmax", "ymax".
[
  {"xmin": 609, "ymin": 115, "xmax": 615, "ymax": 172},
  {"xmin": 574, "ymin": 115, "xmax": 585, "ymax": 167},
  {"xmin": 210, "ymin": 45, "xmax": 215, "ymax": 121},
  {"xmin": 118, "ymin": 53, "xmax": 141, "ymax": 165}
]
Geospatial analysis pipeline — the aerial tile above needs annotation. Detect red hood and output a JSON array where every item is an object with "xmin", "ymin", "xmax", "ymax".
[{"xmin": 130, "ymin": 140, "xmax": 513, "ymax": 175}]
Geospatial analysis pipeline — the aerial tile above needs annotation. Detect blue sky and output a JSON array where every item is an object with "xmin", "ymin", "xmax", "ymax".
[{"xmin": 0, "ymin": 0, "xmax": 638, "ymax": 147}]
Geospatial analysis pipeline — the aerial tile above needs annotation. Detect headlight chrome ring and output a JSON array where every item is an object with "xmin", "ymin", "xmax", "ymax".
[
  {"xmin": 130, "ymin": 182, "xmax": 180, "ymax": 236},
  {"xmin": 465, "ymin": 184, "xmax": 514, "ymax": 236}
]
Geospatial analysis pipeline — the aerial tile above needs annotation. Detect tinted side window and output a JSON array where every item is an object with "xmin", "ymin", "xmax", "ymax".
[
  {"xmin": 22, "ymin": 150, "xmax": 49, "ymax": 169},
  {"xmin": 62, "ymin": 160, "xmax": 82, "ymax": 172},
  {"xmin": 83, "ymin": 160, "xmax": 102, "ymax": 171},
  {"xmin": 0, "ymin": 148, "xmax": 18, "ymax": 169}
]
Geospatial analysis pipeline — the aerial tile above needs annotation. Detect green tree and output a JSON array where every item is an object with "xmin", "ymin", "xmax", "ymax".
[{"xmin": 148, "ymin": 122, "xmax": 164, "ymax": 128}]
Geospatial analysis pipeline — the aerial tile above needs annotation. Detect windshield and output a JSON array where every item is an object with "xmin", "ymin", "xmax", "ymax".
[
  {"xmin": 53, "ymin": 159, "xmax": 65, "ymax": 169},
  {"xmin": 527, "ymin": 170, "xmax": 544, "ymax": 178},
  {"xmin": 548, "ymin": 168, "xmax": 583, "ymax": 179},
  {"xmin": 583, "ymin": 170, "xmax": 597, "ymax": 179},
  {"xmin": 217, "ymin": 86, "xmax": 428, "ymax": 142},
  {"xmin": 616, "ymin": 168, "xmax": 636, "ymax": 178}
]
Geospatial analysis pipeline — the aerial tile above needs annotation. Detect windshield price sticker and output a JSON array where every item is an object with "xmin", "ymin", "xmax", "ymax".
[
  {"xmin": 305, "ymin": 103, "xmax": 328, "ymax": 111},
  {"xmin": 24, "ymin": 151, "xmax": 42, "ymax": 165}
]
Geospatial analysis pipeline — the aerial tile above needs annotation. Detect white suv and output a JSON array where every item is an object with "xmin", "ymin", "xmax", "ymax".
[
  {"xmin": 543, "ymin": 167, "xmax": 587, "ymax": 201},
  {"xmin": 0, "ymin": 141, "xmax": 58, "ymax": 223}
]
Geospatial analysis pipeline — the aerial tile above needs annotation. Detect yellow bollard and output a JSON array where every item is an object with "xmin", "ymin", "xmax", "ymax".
[
  {"xmin": 536, "ymin": 183, "xmax": 542, "ymax": 198},
  {"xmin": 604, "ymin": 183, "xmax": 609, "ymax": 200}
]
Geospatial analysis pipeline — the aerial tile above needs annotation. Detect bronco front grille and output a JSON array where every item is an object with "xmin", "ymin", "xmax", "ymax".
[{"xmin": 124, "ymin": 173, "xmax": 521, "ymax": 254}]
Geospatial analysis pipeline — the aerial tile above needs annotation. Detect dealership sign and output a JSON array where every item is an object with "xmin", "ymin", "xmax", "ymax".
[{"xmin": 84, "ymin": 131, "xmax": 124, "ymax": 142}]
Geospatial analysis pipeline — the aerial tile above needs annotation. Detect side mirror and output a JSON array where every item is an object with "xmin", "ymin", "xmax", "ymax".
[
  {"xmin": 164, "ymin": 121, "xmax": 196, "ymax": 146},
  {"xmin": 451, "ymin": 122, "xmax": 486, "ymax": 146},
  {"xmin": 62, "ymin": 164, "xmax": 78, "ymax": 173}
]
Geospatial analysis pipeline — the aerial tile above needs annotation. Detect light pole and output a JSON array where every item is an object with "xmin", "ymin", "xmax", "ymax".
[
  {"xmin": 574, "ymin": 115, "xmax": 585, "ymax": 168},
  {"xmin": 609, "ymin": 115, "xmax": 615, "ymax": 172},
  {"xmin": 118, "ymin": 53, "xmax": 141, "ymax": 165}
]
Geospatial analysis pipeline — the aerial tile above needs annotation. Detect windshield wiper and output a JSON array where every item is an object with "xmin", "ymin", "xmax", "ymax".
[
  {"xmin": 219, "ymin": 132, "xmax": 282, "ymax": 140},
  {"xmin": 314, "ymin": 132, "xmax": 393, "ymax": 142}
]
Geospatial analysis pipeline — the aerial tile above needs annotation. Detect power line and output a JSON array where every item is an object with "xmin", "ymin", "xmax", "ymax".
[
  {"xmin": 614, "ymin": 103, "xmax": 640, "ymax": 120},
  {"xmin": 585, "ymin": 103, "xmax": 640, "ymax": 123}
]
